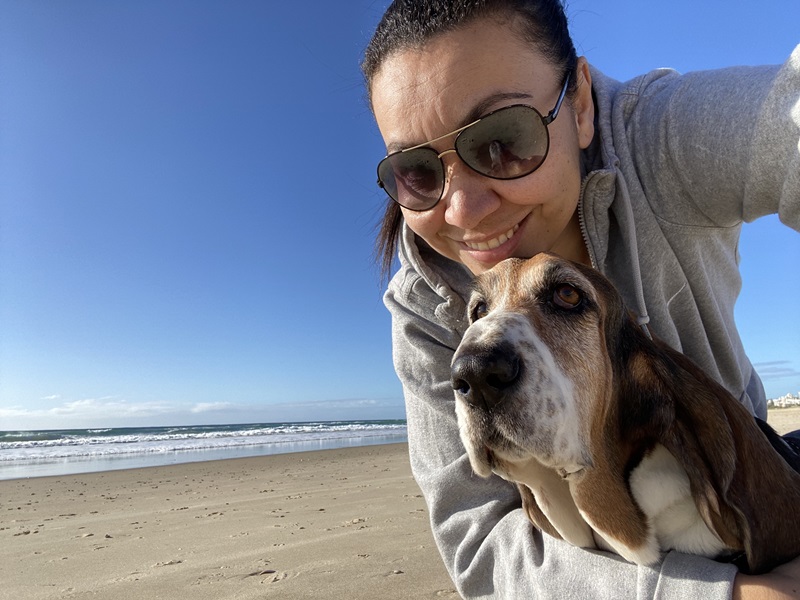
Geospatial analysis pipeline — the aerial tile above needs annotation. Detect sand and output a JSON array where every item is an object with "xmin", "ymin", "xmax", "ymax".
[
  {"xmin": 766, "ymin": 405, "xmax": 800, "ymax": 435},
  {"xmin": 2, "ymin": 407, "xmax": 798, "ymax": 600},
  {"xmin": 0, "ymin": 444, "xmax": 456, "ymax": 600}
]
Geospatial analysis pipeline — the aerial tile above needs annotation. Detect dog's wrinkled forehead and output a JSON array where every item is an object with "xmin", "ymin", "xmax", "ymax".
[{"xmin": 472, "ymin": 254, "xmax": 602, "ymax": 311}]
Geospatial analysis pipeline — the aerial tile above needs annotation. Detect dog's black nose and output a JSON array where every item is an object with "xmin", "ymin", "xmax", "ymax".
[{"xmin": 451, "ymin": 346, "xmax": 521, "ymax": 410}]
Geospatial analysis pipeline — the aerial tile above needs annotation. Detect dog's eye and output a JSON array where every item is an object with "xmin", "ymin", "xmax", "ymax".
[
  {"xmin": 553, "ymin": 284, "xmax": 582, "ymax": 309},
  {"xmin": 471, "ymin": 301, "xmax": 489, "ymax": 322}
]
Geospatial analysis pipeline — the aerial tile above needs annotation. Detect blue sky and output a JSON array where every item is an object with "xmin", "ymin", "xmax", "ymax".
[{"xmin": 1, "ymin": 0, "xmax": 798, "ymax": 430}]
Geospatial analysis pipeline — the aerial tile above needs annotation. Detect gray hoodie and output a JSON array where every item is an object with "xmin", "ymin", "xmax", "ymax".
[{"xmin": 384, "ymin": 47, "xmax": 800, "ymax": 599}]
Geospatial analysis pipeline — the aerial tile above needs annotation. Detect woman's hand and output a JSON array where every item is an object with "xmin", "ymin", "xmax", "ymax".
[{"xmin": 733, "ymin": 555, "xmax": 800, "ymax": 600}]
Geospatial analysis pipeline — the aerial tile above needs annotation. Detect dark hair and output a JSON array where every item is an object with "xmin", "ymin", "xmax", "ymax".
[{"xmin": 363, "ymin": 0, "xmax": 578, "ymax": 280}]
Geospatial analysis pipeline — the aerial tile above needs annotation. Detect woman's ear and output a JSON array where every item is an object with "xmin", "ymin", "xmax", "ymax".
[{"xmin": 573, "ymin": 56, "xmax": 595, "ymax": 150}]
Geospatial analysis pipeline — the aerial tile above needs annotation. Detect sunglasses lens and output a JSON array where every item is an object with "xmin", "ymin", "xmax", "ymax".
[
  {"xmin": 456, "ymin": 105, "xmax": 548, "ymax": 179},
  {"xmin": 377, "ymin": 148, "xmax": 444, "ymax": 210}
]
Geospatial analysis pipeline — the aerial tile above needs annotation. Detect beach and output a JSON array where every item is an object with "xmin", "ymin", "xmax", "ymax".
[
  {"xmin": 0, "ymin": 443, "xmax": 456, "ymax": 600},
  {"xmin": 2, "ymin": 407, "xmax": 799, "ymax": 600},
  {"xmin": 767, "ymin": 406, "xmax": 800, "ymax": 436}
]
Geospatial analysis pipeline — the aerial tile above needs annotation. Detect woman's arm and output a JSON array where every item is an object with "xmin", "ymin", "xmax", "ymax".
[
  {"xmin": 734, "ymin": 555, "xmax": 800, "ymax": 600},
  {"xmin": 385, "ymin": 267, "xmax": 739, "ymax": 599},
  {"xmin": 627, "ymin": 45, "xmax": 800, "ymax": 232}
]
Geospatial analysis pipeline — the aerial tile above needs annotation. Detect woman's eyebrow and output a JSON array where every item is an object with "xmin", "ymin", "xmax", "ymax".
[
  {"xmin": 461, "ymin": 91, "xmax": 533, "ymax": 127},
  {"xmin": 386, "ymin": 91, "xmax": 533, "ymax": 153}
]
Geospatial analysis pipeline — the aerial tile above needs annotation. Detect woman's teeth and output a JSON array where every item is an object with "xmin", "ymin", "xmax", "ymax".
[{"xmin": 465, "ymin": 224, "xmax": 519, "ymax": 251}]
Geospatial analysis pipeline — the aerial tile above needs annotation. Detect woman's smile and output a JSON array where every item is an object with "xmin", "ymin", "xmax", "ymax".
[{"xmin": 462, "ymin": 222, "xmax": 521, "ymax": 252}]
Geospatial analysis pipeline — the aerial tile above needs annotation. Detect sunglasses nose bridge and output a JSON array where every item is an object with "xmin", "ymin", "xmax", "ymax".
[{"xmin": 436, "ymin": 148, "xmax": 468, "ymax": 192}]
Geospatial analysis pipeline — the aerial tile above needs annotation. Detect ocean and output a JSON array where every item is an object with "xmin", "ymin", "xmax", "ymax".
[{"xmin": 0, "ymin": 419, "xmax": 408, "ymax": 481}]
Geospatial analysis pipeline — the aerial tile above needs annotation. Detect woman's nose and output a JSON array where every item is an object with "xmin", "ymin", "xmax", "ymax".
[{"xmin": 441, "ymin": 158, "xmax": 501, "ymax": 230}]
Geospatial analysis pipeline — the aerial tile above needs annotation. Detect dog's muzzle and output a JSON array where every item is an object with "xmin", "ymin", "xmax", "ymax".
[{"xmin": 451, "ymin": 341, "xmax": 521, "ymax": 411}]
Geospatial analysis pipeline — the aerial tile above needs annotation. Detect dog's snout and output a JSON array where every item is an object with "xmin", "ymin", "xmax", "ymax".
[{"xmin": 451, "ymin": 345, "xmax": 521, "ymax": 410}]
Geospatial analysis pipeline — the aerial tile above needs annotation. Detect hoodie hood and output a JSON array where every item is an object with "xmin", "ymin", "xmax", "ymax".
[{"xmin": 397, "ymin": 222, "xmax": 473, "ymax": 333}]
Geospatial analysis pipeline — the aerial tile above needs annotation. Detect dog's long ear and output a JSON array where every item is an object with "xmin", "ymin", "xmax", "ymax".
[
  {"xmin": 677, "ymin": 357, "xmax": 800, "ymax": 573},
  {"xmin": 585, "ymin": 266, "xmax": 800, "ymax": 572},
  {"xmin": 620, "ymin": 333, "xmax": 800, "ymax": 573},
  {"xmin": 582, "ymin": 267, "xmax": 677, "ymax": 442},
  {"xmin": 607, "ymin": 315, "xmax": 744, "ymax": 552},
  {"xmin": 647, "ymin": 353, "xmax": 745, "ymax": 552}
]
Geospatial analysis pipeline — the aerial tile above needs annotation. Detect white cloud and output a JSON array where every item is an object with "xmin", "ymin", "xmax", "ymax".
[
  {"xmin": 0, "ymin": 395, "xmax": 405, "ymax": 430},
  {"xmin": 190, "ymin": 402, "xmax": 235, "ymax": 414},
  {"xmin": 0, "ymin": 397, "xmax": 182, "ymax": 429},
  {"xmin": 754, "ymin": 360, "xmax": 800, "ymax": 380}
]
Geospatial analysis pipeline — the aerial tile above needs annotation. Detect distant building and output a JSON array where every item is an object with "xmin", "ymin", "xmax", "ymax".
[{"xmin": 767, "ymin": 393, "xmax": 800, "ymax": 408}]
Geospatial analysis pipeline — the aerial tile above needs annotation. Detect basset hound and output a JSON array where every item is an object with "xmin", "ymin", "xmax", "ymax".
[{"xmin": 451, "ymin": 253, "xmax": 800, "ymax": 574}]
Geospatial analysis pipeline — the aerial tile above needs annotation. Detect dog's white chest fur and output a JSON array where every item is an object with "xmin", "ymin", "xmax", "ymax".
[
  {"xmin": 625, "ymin": 444, "xmax": 728, "ymax": 562},
  {"xmin": 508, "ymin": 444, "xmax": 730, "ymax": 566}
]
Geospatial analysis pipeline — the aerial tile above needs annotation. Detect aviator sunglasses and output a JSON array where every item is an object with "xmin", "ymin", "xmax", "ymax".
[{"xmin": 377, "ymin": 71, "xmax": 573, "ymax": 211}]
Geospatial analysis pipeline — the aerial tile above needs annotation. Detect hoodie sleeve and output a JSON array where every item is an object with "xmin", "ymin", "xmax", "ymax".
[
  {"xmin": 624, "ymin": 45, "xmax": 800, "ymax": 232},
  {"xmin": 384, "ymin": 261, "xmax": 739, "ymax": 599}
]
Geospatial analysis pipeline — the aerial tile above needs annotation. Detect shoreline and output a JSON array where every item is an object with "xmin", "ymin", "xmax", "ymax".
[
  {"xmin": 0, "ymin": 432, "xmax": 409, "ymax": 482},
  {"xmin": 3, "ymin": 406, "xmax": 797, "ymax": 483}
]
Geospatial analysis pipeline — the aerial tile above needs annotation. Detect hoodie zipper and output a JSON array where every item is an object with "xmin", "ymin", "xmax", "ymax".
[{"xmin": 577, "ymin": 173, "xmax": 598, "ymax": 270}]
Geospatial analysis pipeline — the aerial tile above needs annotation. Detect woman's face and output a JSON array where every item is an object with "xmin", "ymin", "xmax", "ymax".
[{"xmin": 371, "ymin": 17, "xmax": 596, "ymax": 275}]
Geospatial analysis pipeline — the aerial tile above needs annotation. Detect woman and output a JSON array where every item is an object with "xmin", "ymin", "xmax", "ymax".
[{"xmin": 362, "ymin": 0, "xmax": 800, "ymax": 597}]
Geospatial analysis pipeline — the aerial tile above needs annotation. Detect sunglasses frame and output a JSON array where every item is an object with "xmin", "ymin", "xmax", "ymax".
[{"xmin": 376, "ymin": 70, "xmax": 573, "ymax": 212}]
